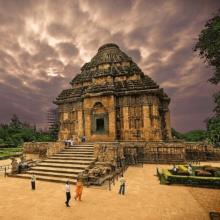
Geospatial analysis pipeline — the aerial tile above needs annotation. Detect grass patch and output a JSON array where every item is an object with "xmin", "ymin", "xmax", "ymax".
[{"xmin": 0, "ymin": 147, "xmax": 22, "ymax": 160}]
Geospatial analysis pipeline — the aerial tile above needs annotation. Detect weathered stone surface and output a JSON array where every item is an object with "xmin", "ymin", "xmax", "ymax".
[
  {"xmin": 93, "ymin": 141, "xmax": 220, "ymax": 163},
  {"xmin": 54, "ymin": 43, "xmax": 172, "ymax": 142},
  {"xmin": 23, "ymin": 142, "xmax": 65, "ymax": 160}
]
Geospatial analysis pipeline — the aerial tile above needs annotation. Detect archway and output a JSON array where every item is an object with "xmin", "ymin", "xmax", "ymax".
[{"xmin": 91, "ymin": 102, "xmax": 109, "ymax": 134}]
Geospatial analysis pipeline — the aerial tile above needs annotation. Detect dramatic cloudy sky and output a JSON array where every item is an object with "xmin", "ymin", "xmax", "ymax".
[{"xmin": 0, "ymin": 0, "xmax": 219, "ymax": 132}]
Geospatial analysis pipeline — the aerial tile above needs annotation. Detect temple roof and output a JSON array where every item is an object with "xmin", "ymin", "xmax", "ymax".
[{"xmin": 55, "ymin": 43, "xmax": 170, "ymax": 104}]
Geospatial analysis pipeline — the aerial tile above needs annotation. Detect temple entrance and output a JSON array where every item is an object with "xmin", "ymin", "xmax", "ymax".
[
  {"xmin": 96, "ymin": 118, "xmax": 104, "ymax": 132},
  {"xmin": 91, "ymin": 102, "xmax": 109, "ymax": 135}
]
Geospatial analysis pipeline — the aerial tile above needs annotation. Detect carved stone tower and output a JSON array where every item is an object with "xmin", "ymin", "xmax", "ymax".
[{"xmin": 54, "ymin": 43, "xmax": 172, "ymax": 142}]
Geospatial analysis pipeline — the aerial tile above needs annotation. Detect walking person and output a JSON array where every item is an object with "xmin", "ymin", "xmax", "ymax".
[
  {"xmin": 74, "ymin": 178, "xmax": 83, "ymax": 201},
  {"xmin": 65, "ymin": 180, "xmax": 71, "ymax": 207},
  {"xmin": 118, "ymin": 174, "xmax": 126, "ymax": 195},
  {"xmin": 31, "ymin": 174, "xmax": 36, "ymax": 190}
]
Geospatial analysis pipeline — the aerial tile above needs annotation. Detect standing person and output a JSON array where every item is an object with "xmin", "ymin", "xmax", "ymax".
[
  {"xmin": 118, "ymin": 174, "xmax": 126, "ymax": 195},
  {"xmin": 31, "ymin": 174, "xmax": 36, "ymax": 190},
  {"xmin": 172, "ymin": 165, "xmax": 177, "ymax": 174},
  {"xmin": 65, "ymin": 180, "xmax": 71, "ymax": 207},
  {"xmin": 74, "ymin": 179, "xmax": 83, "ymax": 201}
]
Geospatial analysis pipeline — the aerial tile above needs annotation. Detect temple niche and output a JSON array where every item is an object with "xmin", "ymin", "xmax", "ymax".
[{"xmin": 54, "ymin": 43, "xmax": 172, "ymax": 142}]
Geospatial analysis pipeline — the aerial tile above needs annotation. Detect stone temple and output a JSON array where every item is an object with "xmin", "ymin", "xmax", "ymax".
[
  {"xmin": 11, "ymin": 44, "xmax": 220, "ymax": 185},
  {"xmin": 54, "ymin": 43, "xmax": 172, "ymax": 142}
]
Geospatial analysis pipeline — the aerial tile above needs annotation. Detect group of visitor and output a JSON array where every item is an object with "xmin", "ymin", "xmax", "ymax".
[
  {"xmin": 65, "ymin": 179, "xmax": 84, "ymax": 207},
  {"xmin": 30, "ymin": 173, "xmax": 126, "ymax": 207},
  {"xmin": 64, "ymin": 139, "xmax": 74, "ymax": 147},
  {"xmin": 64, "ymin": 135, "xmax": 86, "ymax": 147}
]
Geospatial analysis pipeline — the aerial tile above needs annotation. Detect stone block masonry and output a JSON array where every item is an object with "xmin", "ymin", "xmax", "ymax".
[{"xmin": 54, "ymin": 43, "xmax": 172, "ymax": 142}]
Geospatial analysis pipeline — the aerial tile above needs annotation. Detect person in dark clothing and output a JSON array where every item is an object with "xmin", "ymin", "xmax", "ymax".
[
  {"xmin": 65, "ymin": 181, "xmax": 71, "ymax": 207},
  {"xmin": 31, "ymin": 174, "xmax": 36, "ymax": 190},
  {"xmin": 119, "ymin": 174, "xmax": 126, "ymax": 195}
]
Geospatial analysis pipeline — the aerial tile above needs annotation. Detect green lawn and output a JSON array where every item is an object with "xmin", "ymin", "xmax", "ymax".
[{"xmin": 0, "ymin": 147, "xmax": 22, "ymax": 160}]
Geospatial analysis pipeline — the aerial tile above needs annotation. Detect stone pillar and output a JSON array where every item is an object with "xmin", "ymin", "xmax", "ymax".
[
  {"xmin": 123, "ymin": 107, "xmax": 129, "ymax": 140},
  {"xmin": 109, "ymin": 110, "xmax": 116, "ymax": 140},
  {"xmin": 77, "ymin": 110, "xmax": 83, "ymax": 138},
  {"xmin": 152, "ymin": 104, "xmax": 162, "ymax": 141},
  {"xmin": 143, "ymin": 105, "xmax": 151, "ymax": 140},
  {"xmin": 165, "ymin": 110, "xmax": 172, "ymax": 140}
]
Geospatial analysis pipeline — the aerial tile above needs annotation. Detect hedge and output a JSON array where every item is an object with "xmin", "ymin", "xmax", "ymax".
[
  {"xmin": 178, "ymin": 165, "xmax": 188, "ymax": 172},
  {"xmin": 160, "ymin": 169, "xmax": 220, "ymax": 188}
]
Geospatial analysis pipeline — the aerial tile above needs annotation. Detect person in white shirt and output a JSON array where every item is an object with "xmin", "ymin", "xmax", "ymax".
[
  {"xmin": 31, "ymin": 174, "xmax": 36, "ymax": 190},
  {"xmin": 119, "ymin": 174, "xmax": 126, "ymax": 195},
  {"xmin": 173, "ymin": 165, "xmax": 177, "ymax": 174},
  {"xmin": 188, "ymin": 165, "xmax": 193, "ymax": 175},
  {"xmin": 65, "ymin": 180, "xmax": 71, "ymax": 207}
]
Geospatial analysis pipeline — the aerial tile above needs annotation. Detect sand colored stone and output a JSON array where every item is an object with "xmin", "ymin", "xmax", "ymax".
[{"xmin": 0, "ymin": 163, "xmax": 219, "ymax": 220}]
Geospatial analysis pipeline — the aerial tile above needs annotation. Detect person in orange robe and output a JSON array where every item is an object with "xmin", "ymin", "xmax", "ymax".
[{"xmin": 75, "ymin": 179, "xmax": 83, "ymax": 201}]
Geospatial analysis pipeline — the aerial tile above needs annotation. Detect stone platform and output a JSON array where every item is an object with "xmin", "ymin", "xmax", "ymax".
[
  {"xmin": 1, "ymin": 164, "xmax": 220, "ymax": 220},
  {"xmin": 9, "ymin": 144, "xmax": 95, "ymax": 184}
]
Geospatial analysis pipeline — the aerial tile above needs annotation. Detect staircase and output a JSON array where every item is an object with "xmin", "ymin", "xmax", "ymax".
[{"xmin": 9, "ymin": 144, "xmax": 95, "ymax": 184}]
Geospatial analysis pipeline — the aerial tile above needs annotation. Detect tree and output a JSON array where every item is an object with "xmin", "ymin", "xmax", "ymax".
[
  {"xmin": 0, "ymin": 115, "xmax": 54, "ymax": 147},
  {"xmin": 182, "ymin": 130, "xmax": 207, "ymax": 142},
  {"xmin": 171, "ymin": 128, "xmax": 184, "ymax": 139},
  {"xmin": 194, "ymin": 10, "xmax": 220, "ymax": 146},
  {"xmin": 171, "ymin": 128, "xmax": 207, "ymax": 142}
]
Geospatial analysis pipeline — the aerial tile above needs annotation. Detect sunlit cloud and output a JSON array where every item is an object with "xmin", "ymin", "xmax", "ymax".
[{"xmin": 0, "ymin": 0, "xmax": 219, "ymax": 131}]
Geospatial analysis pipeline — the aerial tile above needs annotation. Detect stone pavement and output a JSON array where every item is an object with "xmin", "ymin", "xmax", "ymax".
[{"xmin": 0, "ymin": 164, "xmax": 219, "ymax": 220}]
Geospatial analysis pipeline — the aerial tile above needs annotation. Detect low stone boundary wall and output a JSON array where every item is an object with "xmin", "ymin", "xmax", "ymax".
[
  {"xmin": 23, "ymin": 141, "xmax": 65, "ymax": 160},
  {"xmin": 94, "ymin": 142, "xmax": 124, "ymax": 163},
  {"xmin": 92, "ymin": 141, "xmax": 220, "ymax": 164}
]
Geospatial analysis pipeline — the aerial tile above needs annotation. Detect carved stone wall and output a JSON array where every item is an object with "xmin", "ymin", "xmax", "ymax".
[
  {"xmin": 93, "ymin": 141, "xmax": 220, "ymax": 164},
  {"xmin": 23, "ymin": 141, "xmax": 65, "ymax": 160},
  {"xmin": 55, "ymin": 43, "xmax": 172, "ymax": 142}
]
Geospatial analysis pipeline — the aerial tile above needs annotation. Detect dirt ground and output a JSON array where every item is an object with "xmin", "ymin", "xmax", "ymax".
[{"xmin": 0, "ymin": 162, "xmax": 220, "ymax": 220}]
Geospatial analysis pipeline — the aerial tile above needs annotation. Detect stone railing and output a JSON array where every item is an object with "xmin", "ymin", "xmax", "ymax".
[
  {"xmin": 23, "ymin": 141, "xmax": 65, "ymax": 160},
  {"xmin": 93, "ymin": 141, "xmax": 220, "ymax": 164},
  {"xmin": 94, "ymin": 142, "xmax": 124, "ymax": 163}
]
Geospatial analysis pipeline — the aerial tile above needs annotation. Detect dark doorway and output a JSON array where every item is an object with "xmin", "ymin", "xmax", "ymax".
[{"xmin": 96, "ymin": 118, "xmax": 104, "ymax": 132}]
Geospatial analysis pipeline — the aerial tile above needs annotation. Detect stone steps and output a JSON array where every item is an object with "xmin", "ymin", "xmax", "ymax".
[
  {"xmin": 50, "ymin": 156, "xmax": 95, "ymax": 161},
  {"xmin": 58, "ymin": 152, "xmax": 94, "ymax": 155},
  {"xmin": 72, "ymin": 144, "xmax": 94, "ymax": 147},
  {"xmin": 25, "ymin": 170, "xmax": 78, "ymax": 179},
  {"xmin": 31, "ymin": 166, "xmax": 83, "ymax": 174},
  {"xmin": 64, "ymin": 149, "xmax": 94, "ymax": 153},
  {"xmin": 9, "ymin": 143, "xmax": 95, "ymax": 184},
  {"xmin": 53, "ymin": 154, "xmax": 94, "ymax": 158},
  {"xmin": 45, "ymin": 159, "xmax": 92, "ymax": 165},
  {"xmin": 66, "ymin": 146, "xmax": 94, "ymax": 150},
  {"xmin": 11, "ymin": 173, "xmax": 77, "ymax": 184},
  {"xmin": 37, "ymin": 162, "xmax": 88, "ymax": 169}
]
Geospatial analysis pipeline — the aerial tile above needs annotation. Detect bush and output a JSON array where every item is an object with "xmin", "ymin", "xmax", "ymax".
[
  {"xmin": 160, "ymin": 168, "xmax": 220, "ymax": 188},
  {"xmin": 195, "ymin": 170, "xmax": 212, "ymax": 177},
  {"xmin": 214, "ymin": 171, "xmax": 220, "ymax": 177},
  {"xmin": 157, "ymin": 168, "xmax": 169, "ymax": 184},
  {"xmin": 176, "ymin": 165, "xmax": 189, "ymax": 176},
  {"xmin": 178, "ymin": 165, "xmax": 188, "ymax": 172}
]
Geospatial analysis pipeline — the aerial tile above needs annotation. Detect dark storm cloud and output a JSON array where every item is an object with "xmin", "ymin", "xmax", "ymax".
[
  {"xmin": 126, "ymin": 49, "xmax": 142, "ymax": 63},
  {"xmin": 0, "ymin": 0, "xmax": 219, "ymax": 131},
  {"xmin": 56, "ymin": 42, "xmax": 78, "ymax": 58},
  {"xmin": 47, "ymin": 23, "xmax": 72, "ymax": 38}
]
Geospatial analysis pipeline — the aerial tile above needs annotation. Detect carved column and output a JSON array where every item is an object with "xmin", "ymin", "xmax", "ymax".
[
  {"xmin": 77, "ymin": 110, "xmax": 83, "ymax": 139},
  {"xmin": 152, "ymin": 104, "xmax": 162, "ymax": 140},
  {"xmin": 123, "ymin": 107, "xmax": 129, "ymax": 140},
  {"xmin": 164, "ymin": 110, "xmax": 172, "ymax": 140},
  {"xmin": 143, "ymin": 105, "xmax": 151, "ymax": 140}
]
